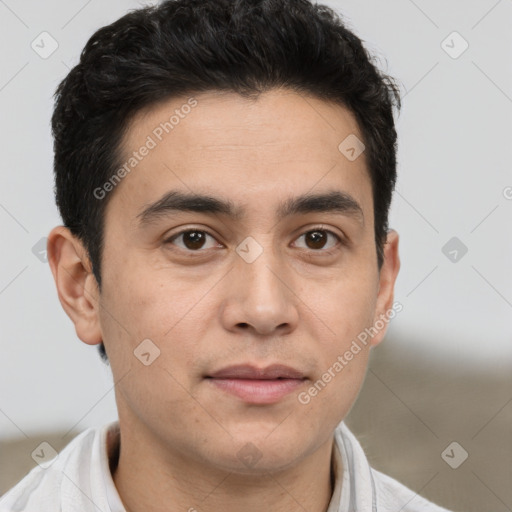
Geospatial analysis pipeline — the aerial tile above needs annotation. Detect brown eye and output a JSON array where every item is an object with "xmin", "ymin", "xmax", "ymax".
[
  {"xmin": 181, "ymin": 231, "xmax": 207, "ymax": 250},
  {"xmin": 294, "ymin": 228, "xmax": 341, "ymax": 252},
  {"xmin": 305, "ymin": 230, "xmax": 328, "ymax": 249},
  {"xmin": 166, "ymin": 230, "xmax": 220, "ymax": 251}
]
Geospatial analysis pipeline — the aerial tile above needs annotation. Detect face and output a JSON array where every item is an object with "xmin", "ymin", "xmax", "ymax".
[{"xmin": 51, "ymin": 89, "xmax": 399, "ymax": 474}]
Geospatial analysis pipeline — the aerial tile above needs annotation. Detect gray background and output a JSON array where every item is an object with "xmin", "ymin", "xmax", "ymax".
[{"xmin": 0, "ymin": 1, "xmax": 511, "ymax": 510}]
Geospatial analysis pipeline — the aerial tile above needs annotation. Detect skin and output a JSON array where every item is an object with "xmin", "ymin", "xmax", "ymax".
[{"xmin": 47, "ymin": 88, "xmax": 400, "ymax": 512}]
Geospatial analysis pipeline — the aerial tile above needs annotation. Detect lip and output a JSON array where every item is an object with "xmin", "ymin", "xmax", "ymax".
[
  {"xmin": 208, "ymin": 364, "xmax": 305, "ymax": 380},
  {"xmin": 206, "ymin": 364, "xmax": 307, "ymax": 404}
]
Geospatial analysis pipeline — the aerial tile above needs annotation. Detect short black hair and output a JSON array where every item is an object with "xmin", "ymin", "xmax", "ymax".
[{"xmin": 51, "ymin": 0, "xmax": 400, "ymax": 362}]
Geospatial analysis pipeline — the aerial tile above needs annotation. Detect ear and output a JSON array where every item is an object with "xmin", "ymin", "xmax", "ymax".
[
  {"xmin": 370, "ymin": 229, "xmax": 400, "ymax": 347},
  {"xmin": 47, "ymin": 226, "xmax": 102, "ymax": 346}
]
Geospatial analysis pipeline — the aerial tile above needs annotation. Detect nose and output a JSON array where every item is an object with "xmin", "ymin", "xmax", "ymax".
[{"xmin": 219, "ymin": 244, "xmax": 299, "ymax": 337}]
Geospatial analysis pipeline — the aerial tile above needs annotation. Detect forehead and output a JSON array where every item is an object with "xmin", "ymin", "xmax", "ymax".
[
  {"xmin": 128, "ymin": 89, "xmax": 363, "ymax": 155},
  {"xmin": 106, "ymin": 89, "xmax": 372, "ymax": 226}
]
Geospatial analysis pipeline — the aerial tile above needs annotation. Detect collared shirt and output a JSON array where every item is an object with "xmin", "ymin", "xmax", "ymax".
[{"xmin": 0, "ymin": 421, "xmax": 453, "ymax": 512}]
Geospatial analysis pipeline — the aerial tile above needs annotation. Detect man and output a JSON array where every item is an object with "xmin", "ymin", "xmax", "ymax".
[{"xmin": 0, "ymin": 0, "xmax": 453, "ymax": 510}]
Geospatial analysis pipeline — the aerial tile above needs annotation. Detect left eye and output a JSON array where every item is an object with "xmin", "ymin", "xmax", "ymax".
[
  {"xmin": 293, "ymin": 229, "xmax": 341, "ymax": 251},
  {"xmin": 166, "ymin": 230, "xmax": 220, "ymax": 251}
]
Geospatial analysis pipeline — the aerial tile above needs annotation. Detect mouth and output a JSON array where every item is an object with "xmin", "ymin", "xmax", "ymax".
[{"xmin": 205, "ymin": 364, "xmax": 307, "ymax": 404}]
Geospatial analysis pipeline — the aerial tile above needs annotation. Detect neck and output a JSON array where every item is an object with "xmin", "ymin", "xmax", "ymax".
[{"xmin": 111, "ymin": 420, "xmax": 337, "ymax": 512}]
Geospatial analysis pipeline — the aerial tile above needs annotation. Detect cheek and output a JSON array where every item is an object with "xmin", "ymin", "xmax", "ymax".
[
  {"xmin": 99, "ymin": 269, "xmax": 210, "ymax": 428},
  {"xmin": 295, "ymin": 344, "xmax": 371, "ymax": 445},
  {"xmin": 101, "ymin": 253, "xmax": 189, "ymax": 335},
  {"xmin": 99, "ymin": 257, "xmax": 217, "ymax": 379},
  {"xmin": 321, "ymin": 352, "xmax": 370, "ymax": 419},
  {"xmin": 308, "ymin": 269, "xmax": 378, "ymax": 349},
  {"xmin": 298, "ymin": 268, "xmax": 376, "ymax": 417}
]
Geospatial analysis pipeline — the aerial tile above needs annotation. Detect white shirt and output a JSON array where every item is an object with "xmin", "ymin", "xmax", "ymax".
[{"xmin": 0, "ymin": 421, "xmax": 453, "ymax": 512}]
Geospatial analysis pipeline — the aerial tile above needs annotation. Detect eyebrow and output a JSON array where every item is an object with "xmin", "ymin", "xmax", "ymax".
[{"xmin": 136, "ymin": 189, "xmax": 364, "ymax": 227}]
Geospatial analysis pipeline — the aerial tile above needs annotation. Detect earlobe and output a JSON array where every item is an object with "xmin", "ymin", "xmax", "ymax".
[
  {"xmin": 47, "ymin": 226, "xmax": 103, "ymax": 346},
  {"xmin": 370, "ymin": 229, "xmax": 401, "ymax": 347}
]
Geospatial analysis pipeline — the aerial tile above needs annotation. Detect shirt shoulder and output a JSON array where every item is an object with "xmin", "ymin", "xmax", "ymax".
[
  {"xmin": 0, "ymin": 423, "xmax": 117, "ymax": 512},
  {"xmin": 371, "ymin": 467, "xmax": 453, "ymax": 512},
  {"xmin": 334, "ymin": 422, "xmax": 454, "ymax": 512}
]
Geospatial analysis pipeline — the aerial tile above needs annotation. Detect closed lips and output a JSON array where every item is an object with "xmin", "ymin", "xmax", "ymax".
[{"xmin": 206, "ymin": 364, "xmax": 306, "ymax": 380}]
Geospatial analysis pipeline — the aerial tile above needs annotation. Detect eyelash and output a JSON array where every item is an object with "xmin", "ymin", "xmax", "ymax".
[{"xmin": 164, "ymin": 226, "xmax": 345, "ymax": 256}]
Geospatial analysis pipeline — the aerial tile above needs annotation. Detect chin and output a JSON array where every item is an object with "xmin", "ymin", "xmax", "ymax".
[{"xmin": 205, "ymin": 426, "xmax": 318, "ymax": 475}]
